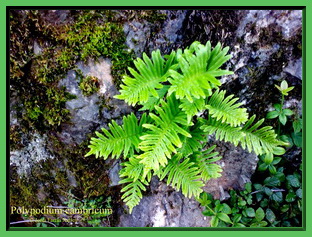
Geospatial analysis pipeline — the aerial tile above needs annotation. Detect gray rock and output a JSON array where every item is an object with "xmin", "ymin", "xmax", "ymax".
[
  {"xmin": 124, "ymin": 21, "xmax": 152, "ymax": 57},
  {"xmin": 58, "ymin": 68, "xmax": 100, "ymax": 144},
  {"xmin": 284, "ymin": 58, "xmax": 302, "ymax": 80},
  {"xmin": 203, "ymin": 140, "xmax": 258, "ymax": 199},
  {"xmin": 146, "ymin": 10, "xmax": 187, "ymax": 54},
  {"xmin": 124, "ymin": 10, "xmax": 188, "ymax": 56},
  {"xmin": 236, "ymin": 10, "xmax": 302, "ymax": 40},
  {"xmin": 10, "ymin": 133, "xmax": 55, "ymax": 176},
  {"xmin": 58, "ymin": 57, "xmax": 131, "ymax": 144},
  {"xmin": 118, "ymin": 177, "xmax": 209, "ymax": 227},
  {"xmin": 33, "ymin": 41, "xmax": 43, "ymax": 55},
  {"xmin": 108, "ymin": 160, "xmax": 121, "ymax": 187}
]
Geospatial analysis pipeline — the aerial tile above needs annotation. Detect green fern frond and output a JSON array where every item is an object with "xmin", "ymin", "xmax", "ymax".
[
  {"xmin": 120, "ymin": 157, "xmax": 145, "ymax": 182},
  {"xmin": 179, "ymin": 97, "xmax": 206, "ymax": 124},
  {"xmin": 138, "ymin": 95, "xmax": 191, "ymax": 171},
  {"xmin": 201, "ymin": 116, "xmax": 286, "ymax": 155},
  {"xmin": 119, "ymin": 177, "xmax": 148, "ymax": 213},
  {"xmin": 119, "ymin": 156, "xmax": 153, "ymax": 213},
  {"xmin": 85, "ymin": 113, "xmax": 148, "ymax": 159},
  {"xmin": 206, "ymin": 90, "xmax": 248, "ymax": 127},
  {"xmin": 158, "ymin": 156, "xmax": 204, "ymax": 198},
  {"xmin": 206, "ymin": 42, "xmax": 232, "ymax": 74},
  {"xmin": 139, "ymin": 85, "xmax": 170, "ymax": 111},
  {"xmin": 191, "ymin": 145, "xmax": 222, "ymax": 181},
  {"xmin": 114, "ymin": 51, "xmax": 177, "ymax": 106},
  {"xmin": 168, "ymin": 41, "xmax": 232, "ymax": 103},
  {"xmin": 240, "ymin": 115, "xmax": 286, "ymax": 155},
  {"xmin": 200, "ymin": 117, "xmax": 243, "ymax": 145},
  {"xmin": 86, "ymin": 40, "xmax": 288, "ymax": 214},
  {"xmin": 178, "ymin": 120, "xmax": 207, "ymax": 157}
]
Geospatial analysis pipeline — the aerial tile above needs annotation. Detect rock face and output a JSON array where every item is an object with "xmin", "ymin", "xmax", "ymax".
[
  {"xmin": 118, "ymin": 140, "xmax": 258, "ymax": 227},
  {"xmin": 10, "ymin": 133, "xmax": 55, "ymax": 176},
  {"xmin": 203, "ymin": 140, "xmax": 258, "ymax": 200},
  {"xmin": 57, "ymin": 57, "xmax": 131, "ymax": 145},
  {"xmin": 10, "ymin": 10, "xmax": 302, "ymax": 227},
  {"xmin": 118, "ymin": 177, "xmax": 209, "ymax": 227}
]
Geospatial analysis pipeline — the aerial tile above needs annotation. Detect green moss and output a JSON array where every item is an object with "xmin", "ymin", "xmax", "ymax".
[
  {"xmin": 10, "ymin": 10, "xmax": 134, "ymax": 137},
  {"xmin": 138, "ymin": 10, "xmax": 167, "ymax": 23},
  {"xmin": 10, "ymin": 134, "xmax": 112, "ymax": 218},
  {"xmin": 79, "ymin": 75, "xmax": 100, "ymax": 96},
  {"xmin": 10, "ymin": 126, "xmax": 23, "ymax": 150},
  {"xmin": 9, "ymin": 9, "xmax": 134, "ymax": 225}
]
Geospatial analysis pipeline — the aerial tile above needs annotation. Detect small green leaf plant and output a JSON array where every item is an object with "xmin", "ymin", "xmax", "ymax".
[
  {"xmin": 199, "ymin": 165, "xmax": 302, "ymax": 227},
  {"xmin": 64, "ymin": 195, "xmax": 112, "ymax": 227},
  {"xmin": 86, "ymin": 41, "xmax": 286, "ymax": 213},
  {"xmin": 259, "ymin": 80, "xmax": 302, "ymax": 175},
  {"xmin": 266, "ymin": 80, "xmax": 302, "ymax": 148}
]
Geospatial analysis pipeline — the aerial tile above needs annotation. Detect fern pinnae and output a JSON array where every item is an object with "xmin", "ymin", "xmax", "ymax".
[
  {"xmin": 139, "ymin": 85, "xmax": 170, "ymax": 111},
  {"xmin": 179, "ymin": 97, "xmax": 206, "ymax": 124},
  {"xmin": 138, "ymin": 96, "xmax": 191, "ymax": 171},
  {"xmin": 120, "ymin": 157, "xmax": 145, "ymax": 182},
  {"xmin": 177, "ymin": 120, "xmax": 207, "ymax": 157},
  {"xmin": 168, "ymin": 42, "xmax": 232, "ymax": 103},
  {"xmin": 85, "ymin": 113, "xmax": 147, "ymax": 159},
  {"xmin": 206, "ymin": 90, "xmax": 248, "ymax": 127},
  {"xmin": 191, "ymin": 146, "xmax": 223, "ymax": 181},
  {"xmin": 158, "ymin": 155, "xmax": 204, "ymax": 198},
  {"xmin": 119, "ymin": 177, "xmax": 148, "ymax": 213},
  {"xmin": 240, "ymin": 115, "xmax": 286, "ymax": 155},
  {"xmin": 200, "ymin": 117, "xmax": 243, "ymax": 146},
  {"xmin": 114, "ymin": 50, "xmax": 176, "ymax": 106}
]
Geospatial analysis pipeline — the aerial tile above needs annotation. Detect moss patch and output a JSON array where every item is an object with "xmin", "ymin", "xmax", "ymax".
[
  {"xmin": 77, "ymin": 70, "xmax": 100, "ymax": 96},
  {"xmin": 9, "ymin": 133, "xmax": 116, "ymax": 226},
  {"xmin": 10, "ymin": 10, "xmax": 134, "ymax": 136}
]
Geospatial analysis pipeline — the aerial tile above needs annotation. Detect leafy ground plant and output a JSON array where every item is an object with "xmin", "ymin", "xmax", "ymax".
[
  {"xmin": 86, "ymin": 41, "xmax": 286, "ymax": 213},
  {"xmin": 198, "ymin": 79, "xmax": 302, "ymax": 227},
  {"xmin": 199, "ymin": 168, "xmax": 302, "ymax": 227}
]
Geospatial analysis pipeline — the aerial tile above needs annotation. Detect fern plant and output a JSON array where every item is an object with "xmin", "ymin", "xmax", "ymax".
[{"xmin": 86, "ymin": 41, "xmax": 287, "ymax": 213}]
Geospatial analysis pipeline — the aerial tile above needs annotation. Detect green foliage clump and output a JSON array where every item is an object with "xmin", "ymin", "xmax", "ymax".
[
  {"xmin": 86, "ymin": 41, "xmax": 286, "ymax": 213},
  {"xmin": 198, "ymin": 79, "xmax": 302, "ymax": 227},
  {"xmin": 266, "ymin": 80, "xmax": 302, "ymax": 148},
  {"xmin": 64, "ymin": 195, "xmax": 112, "ymax": 227},
  {"xmin": 199, "ymin": 168, "xmax": 302, "ymax": 227}
]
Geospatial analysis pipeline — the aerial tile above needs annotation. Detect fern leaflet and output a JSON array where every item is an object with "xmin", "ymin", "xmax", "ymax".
[
  {"xmin": 179, "ymin": 97, "xmax": 206, "ymax": 124},
  {"xmin": 114, "ymin": 51, "xmax": 176, "ymax": 106},
  {"xmin": 177, "ymin": 120, "xmax": 207, "ymax": 157},
  {"xmin": 240, "ymin": 115, "xmax": 286, "ymax": 155},
  {"xmin": 85, "ymin": 113, "xmax": 147, "ymax": 159},
  {"xmin": 139, "ymin": 85, "xmax": 170, "ymax": 111},
  {"xmin": 119, "ymin": 177, "xmax": 148, "ymax": 213},
  {"xmin": 138, "ymin": 95, "xmax": 191, "ymax": 171},
  {"xmin": 201, "ymin": 116, "xmax": 286, "ymax": 155},
  {"xmin": 191, "ymin": 145, "xmax": 222, "ymax": 181},
  {"xmin": 168, "ymin": 41, "xmax": 232, "ymax": 103},
  {"xmin": 206, "ymin": 90, "xmax": 248, "ymax": 127},
  {"xmin": 158, "ymin": 155, "xmax": 204, "ymax": 198},
  {"xmin": 200, "ymin": 117, "xmax": 243, "ymax": 145}
]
